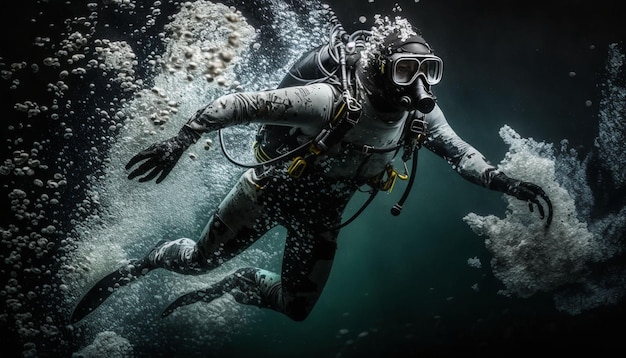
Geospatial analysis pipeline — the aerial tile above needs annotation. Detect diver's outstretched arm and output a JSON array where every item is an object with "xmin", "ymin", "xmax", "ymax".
[
  {"xmin": 423, "ymin": 106, "xmax": 553, "ymax": 228},
  {"xmin": 126, "ymin": 84, "xmax": 337, "ymax": 184}
]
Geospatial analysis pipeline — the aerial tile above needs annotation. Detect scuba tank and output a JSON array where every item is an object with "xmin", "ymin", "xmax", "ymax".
[{"xmin": 278, "ymin": 43, "xmax": 341, "ymax": 88}]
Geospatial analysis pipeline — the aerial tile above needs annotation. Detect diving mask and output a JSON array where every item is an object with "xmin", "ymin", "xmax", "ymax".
[{"xmin": 389, "ymin": 53, "xmax": 443, "ymax": 86}]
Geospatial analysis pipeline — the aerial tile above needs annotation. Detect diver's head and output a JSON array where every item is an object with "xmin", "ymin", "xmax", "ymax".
[{"xmin": 360, "ymin": 19, "xmax": 443, "ymax": 113}]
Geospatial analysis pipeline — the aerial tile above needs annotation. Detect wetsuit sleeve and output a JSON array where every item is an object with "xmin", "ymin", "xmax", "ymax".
[
  {"xmin": 184, "ymin": 83, "xmax": 337, "ymax": 135},
  {"xmin": 422, "ymin": 104, "xmax": 498, "ymax": 188}
]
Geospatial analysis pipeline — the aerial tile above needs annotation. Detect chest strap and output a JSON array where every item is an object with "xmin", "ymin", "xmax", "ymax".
[{"xmin": 288, "ymin": 94, "xmax": 362, "ymax": 178}]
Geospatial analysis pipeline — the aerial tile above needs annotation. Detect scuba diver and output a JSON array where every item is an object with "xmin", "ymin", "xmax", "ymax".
[{"xmin": 70, "ymin": 16, "xmax": 552, "ymax": 323}]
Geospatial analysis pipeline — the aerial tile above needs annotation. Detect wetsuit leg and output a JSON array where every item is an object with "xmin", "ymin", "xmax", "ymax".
[
  {"xmin": 255, "ymin": 173, "xmax": 355, "ymax": 320},
  {"xmin": 228, "ymin": 170, "xmax": 351, "ymax": 320},
  {"xmin": 267, "ymin": 226, "xmax": 339, "ymax": 321},
  {"xmin": 163, "ymin": 172, "xmax": 355, "ymax": 320},
  {"xmin": 71, "ymin": 169, "xmax": 273, "ymax": 323},
  {"xmin": 162, "ymin": 222, "xmax": 340, "ymax": 321},
  {"xmin": 147, "ymin": 168, "xmax": 273, "ymax": 274}
]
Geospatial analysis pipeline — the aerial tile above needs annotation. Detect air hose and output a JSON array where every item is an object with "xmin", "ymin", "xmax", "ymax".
[{"xmin": 391, "ymin": 148, "xmax": 419, "ymax": 216}]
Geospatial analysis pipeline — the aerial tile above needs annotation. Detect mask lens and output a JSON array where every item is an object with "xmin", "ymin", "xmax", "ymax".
[
  {"xmin": 421, "ymin": 58, "xmax": 443, "ymax": 85},
  {"xmin": 393, "ymin": 59, "xmax": 419, "ymax": 85}
]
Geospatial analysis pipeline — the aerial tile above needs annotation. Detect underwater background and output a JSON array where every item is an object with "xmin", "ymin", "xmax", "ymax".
[{"xmin": 1, "ymin": 0, "xmax": 625, "ymax": 357}]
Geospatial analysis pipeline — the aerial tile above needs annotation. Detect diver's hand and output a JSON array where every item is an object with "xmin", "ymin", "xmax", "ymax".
[
  {"xmin": 126, "ymin": 126, "xmax": 199, "ymax": 183},
  {"xmin": 509, "ymin": 181, "xmax": 553, "ymax": 227},
  {"xmin": 490, "ymin": 172, "xmax": 553, "ymax": 228}
]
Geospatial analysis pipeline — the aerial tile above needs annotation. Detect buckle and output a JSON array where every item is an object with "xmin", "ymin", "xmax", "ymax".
[
  {"xmin": 313, "ymin": 129, "xmax": 330, "ymax": 152},
  {"xmin": 344, "ymin": 96, "xmax": 362, "ymax": 125},
  {"xmin": 361, "ymin": 145, "xmax": 374, "ymax": 154},
  {"xmin": 288, "ymin": 156, "xmax": 308, "ymax": 178},
  {"xmin": 410, "ymin": 118, "xmax": 427, "ymax": 135}
]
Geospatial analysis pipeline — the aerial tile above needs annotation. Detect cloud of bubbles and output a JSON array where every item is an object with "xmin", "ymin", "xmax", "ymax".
[{"xmin": 464, "ymin": 43, "xmax": 626, "ymax": 315}]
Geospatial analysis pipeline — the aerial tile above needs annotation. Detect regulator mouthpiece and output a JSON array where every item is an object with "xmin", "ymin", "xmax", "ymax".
[{"xmin": 414, "ymin": 80, "xmax": 436, "ymax": 113}]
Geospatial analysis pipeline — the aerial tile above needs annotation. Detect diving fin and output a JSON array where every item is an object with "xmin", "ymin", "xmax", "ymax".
[
  {"xmin": 161, "ymin": 287, "xmax": 225, "ymax": 317},
  {"xmin": 70, "ymin": 259, "xmax": 152, "ymax": 324},
  {"xmin": 161, "ymin": 268, "xmax": 260, "ymax": 318}
]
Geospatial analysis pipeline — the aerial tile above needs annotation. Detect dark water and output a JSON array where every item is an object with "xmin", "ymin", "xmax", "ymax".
[{"xmin": 1, "ymin": 0, "xmax": 625, "ymax": 357}]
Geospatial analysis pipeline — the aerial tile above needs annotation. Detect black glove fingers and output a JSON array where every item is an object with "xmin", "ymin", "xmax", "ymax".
[
  {"xmin": 509, "ymin": 180, "xmax": 553, "ymax": 228},
  {"xmin": 127, "ymin": 157, "xmax": 160, "ymax": 180},
  {"xmin": 530, "ymin": 184, "xmax": 552, "ymax": 227},
  {"xmin": 125, "ymin": 155, "xmax": 145, "ymax": 170},
  {"xmin": 540, "ymin": 192, "xmax": 554, "ymax": 227},
  {"xmin": 125, "ymin": 132, "xmax": 193, "ymax": 184},
  {"xmin": 526, "ymin": 193, "xmax": 546, "ymax": 221},
  {"xmin": 138, "ymin": 166, "xmax": 164, "ymax": 182},
  {"xmin": 155, "ymin": 166, "xmax": 175, "ymax": 184},
  {"xmin": 531, "ymin": 187, "xmax": 553, "ymax": 228},
  {"xmin": 125, "ymin": 149, "xmax": 156, "ymax": 170}
]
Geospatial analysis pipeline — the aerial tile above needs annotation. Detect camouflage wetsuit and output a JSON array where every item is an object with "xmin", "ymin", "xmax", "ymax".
[{"xmin": 148, "ymin": 80, "xmax": 497, "ymax": 320}]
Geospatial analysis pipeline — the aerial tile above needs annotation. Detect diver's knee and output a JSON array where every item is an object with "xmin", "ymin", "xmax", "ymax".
[
  {"xmin": 148, "ymin": 237, "xmax": 226, "ymax": 275},
  {"xmin": 233, "ymin": 267, "xmax": 257, "ymax": 281}
]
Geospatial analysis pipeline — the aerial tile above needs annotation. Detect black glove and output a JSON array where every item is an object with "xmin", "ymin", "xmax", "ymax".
[
  {"xmin": 490, "ymin": 171, "xmax": 553, "ymax": 228},
  {"xmin": 125, "ymin": 125, "xmax": 200, "ymax": 183}
]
